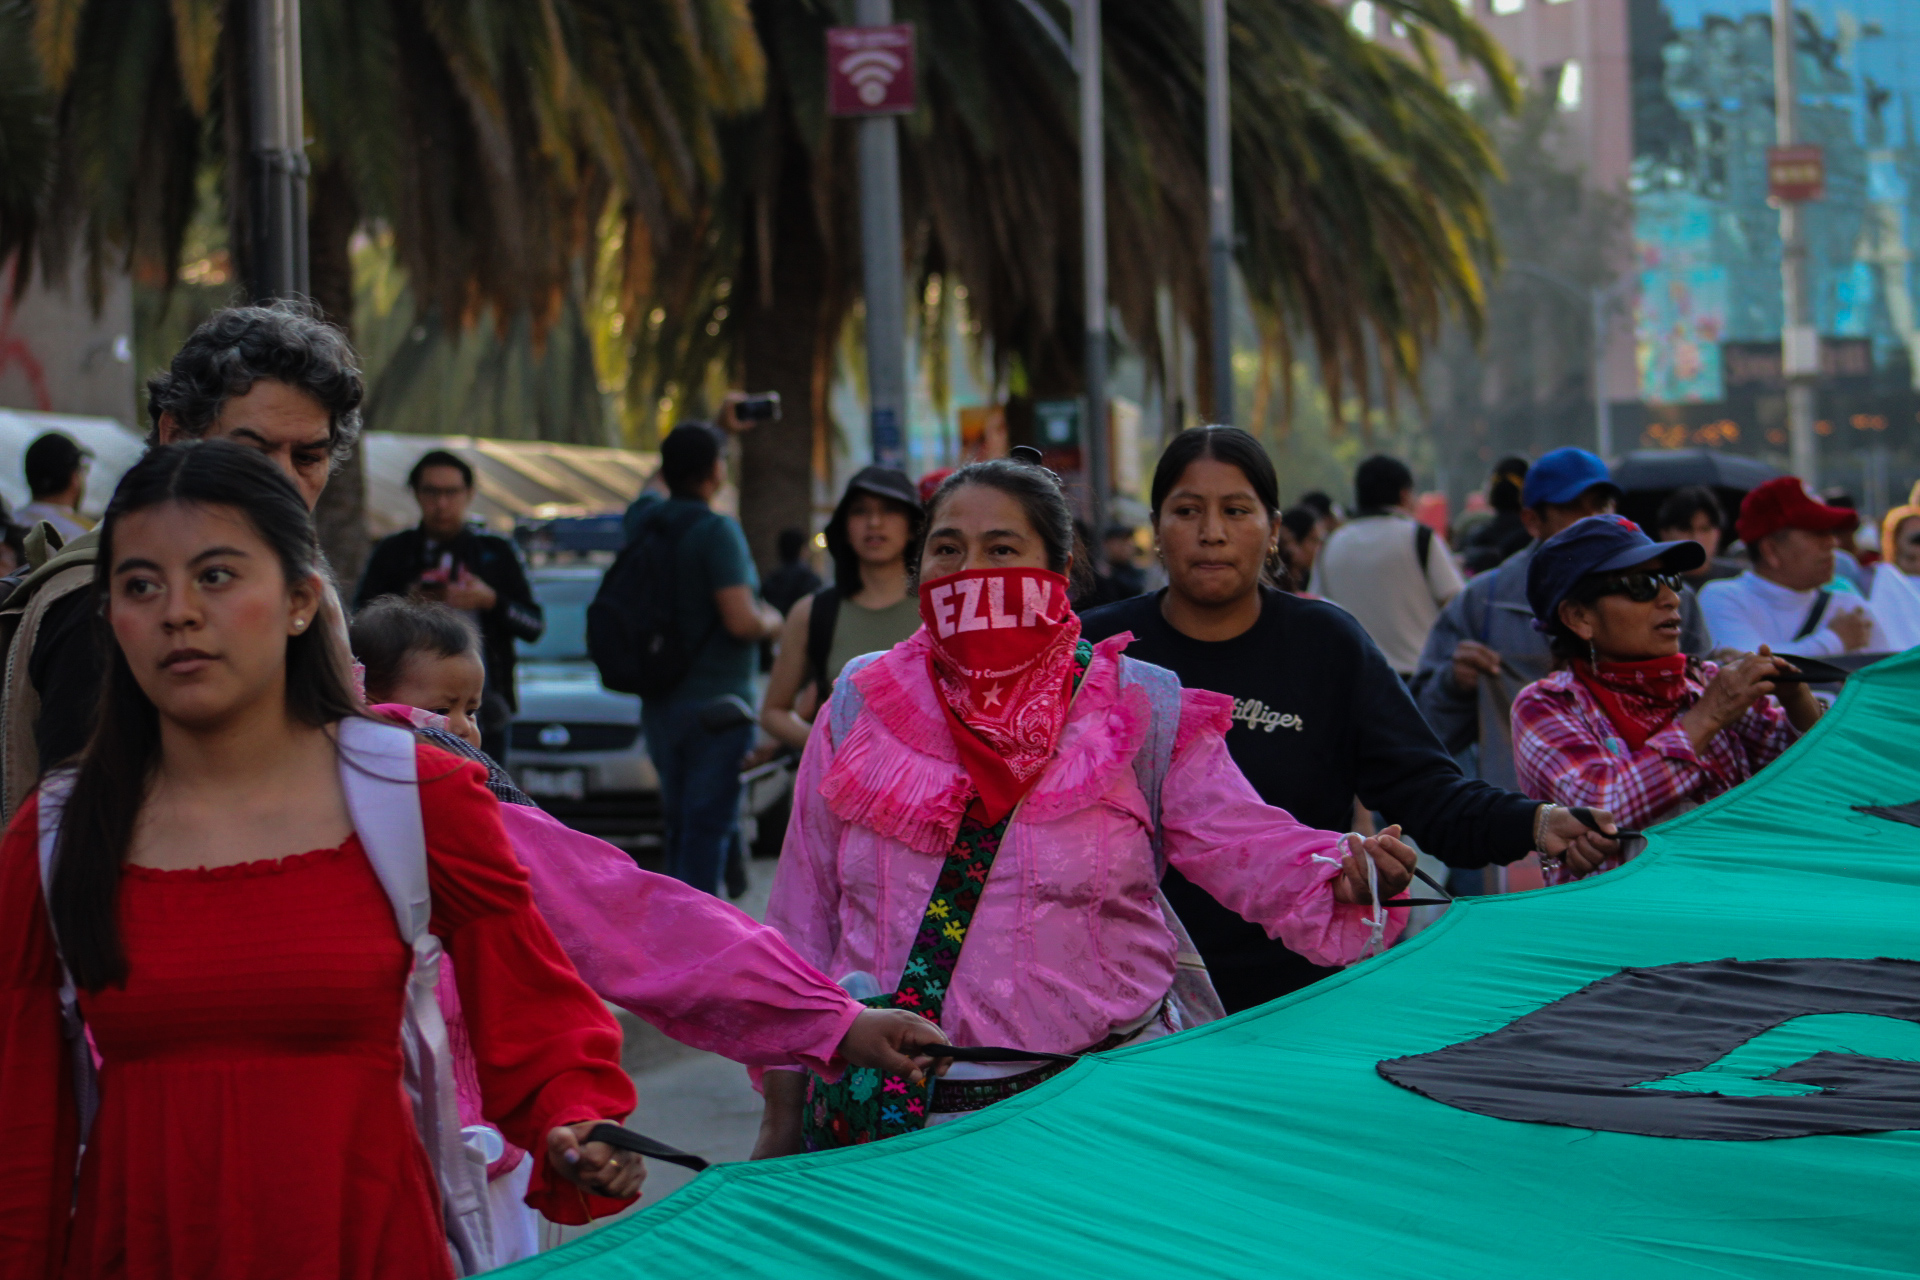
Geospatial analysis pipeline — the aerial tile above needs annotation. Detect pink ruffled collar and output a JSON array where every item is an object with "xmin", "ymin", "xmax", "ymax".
[{"xmin": 822, "ymin": 631, "xmax": 1150, "ymax": 853}]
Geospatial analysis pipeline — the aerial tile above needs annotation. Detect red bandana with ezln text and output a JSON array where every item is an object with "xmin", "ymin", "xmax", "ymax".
[{"xmin": 918, "ymin": 568, "xmax": 1080, "ymax": 824}]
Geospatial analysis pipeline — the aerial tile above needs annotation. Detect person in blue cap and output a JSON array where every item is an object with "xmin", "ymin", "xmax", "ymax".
[
  {"xmin": 1509, "ymin": 515, "xmax": 1821, "ymax": 882},
  {"xmin": 1410, "ymin": 447, "xmax": 1714, "ymax": 793}
]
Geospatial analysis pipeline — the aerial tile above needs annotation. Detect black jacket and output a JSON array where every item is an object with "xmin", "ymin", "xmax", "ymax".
[
  {"xmin": 355, "ymin": 526, "xmax": 543, "ymax": 710},
  {"xmin": 1080, "ymin": 588, "xmax": 1538, "ymax": 1009}
]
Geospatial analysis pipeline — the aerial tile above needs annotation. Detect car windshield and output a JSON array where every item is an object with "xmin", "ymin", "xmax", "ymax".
[{"xmin": 520, "ymin": 573, "xmax": 598, "ymax": 661}]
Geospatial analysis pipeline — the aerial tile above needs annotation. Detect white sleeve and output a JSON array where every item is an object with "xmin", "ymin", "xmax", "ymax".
[
  {"xmin": 1426, "ymin": 529, "xmax": 1465, "ymax": 606},
  {"xmin": 1698, "ymin": 583, "xmax": 1766, "ymax": 654}
]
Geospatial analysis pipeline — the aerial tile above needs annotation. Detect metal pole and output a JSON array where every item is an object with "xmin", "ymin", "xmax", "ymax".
[
  {"xmin": 247, "ymin": 0, "xmax": 307, "ymax": 301},
  {"xmin": 1204, "ymin": 0, "xmax": 1233, "ymax": 426},
  {"xmin": 1078, "ymin": 0, "xmax": 1110, "ymax": 533},
  {"xmin": 1774, "ymin": 0, "xmax": 1817, "ymax": 483},
  {"xmin": 854, "ymin": 0, "xmax": 908, "ymax": 470},
  {"xmin": 285, "ymin": 0, "xmax": 308, "ymax": 298},
  {"xmin": 1592, "ymin": 286, "xmax": 1612, "ymax": 458}
]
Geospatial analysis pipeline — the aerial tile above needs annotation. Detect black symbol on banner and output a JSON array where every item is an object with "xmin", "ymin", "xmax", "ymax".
[{"xmin": 1378, "ymin": 958, "xmax": 1920, "ymax": 1140}]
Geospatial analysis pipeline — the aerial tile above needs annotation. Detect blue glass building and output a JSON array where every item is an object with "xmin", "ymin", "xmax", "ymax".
[{"xmin": 1629, "ymin": 0, "xmax": 1920, "ymax": 497}]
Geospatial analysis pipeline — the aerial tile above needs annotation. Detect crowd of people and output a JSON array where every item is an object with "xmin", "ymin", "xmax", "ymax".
[{"xmin": 0, "ymin": 299, "xmax": 1910, "ymax": 1278}]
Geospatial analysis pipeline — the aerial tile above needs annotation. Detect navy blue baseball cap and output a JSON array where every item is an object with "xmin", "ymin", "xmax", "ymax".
[
  {"xmin": 1526, "ymin": 514, "xmax": 1707, "ymax": 627},
  {"xmin": 1520, "ymin": 447, "xmax": 1620, "ymax": 508}
]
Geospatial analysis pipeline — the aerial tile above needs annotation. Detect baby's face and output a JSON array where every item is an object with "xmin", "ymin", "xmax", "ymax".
[{"xmin": 386, "ymin": 650, "xmax": 487, "ymax": 748}]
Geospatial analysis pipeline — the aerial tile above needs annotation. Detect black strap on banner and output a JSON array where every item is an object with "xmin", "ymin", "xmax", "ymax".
[
  {"xmin": 1569, "ymin": 807, "xmax": 1642, "ymax": 843},
  {"xmin": 1380, "ymin": 864, "xmax": 1455, "ymax": 911},
  {"xmin": 584, "ymin": 1123, "xmax": 710, "ymax": 1172}
]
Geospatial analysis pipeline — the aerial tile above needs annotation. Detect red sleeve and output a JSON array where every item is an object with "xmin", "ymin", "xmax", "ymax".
[
  {"xmin": 0, "ymin": 794, "xmax": 78, "ymax": 1276},
  {"xmin": 415, "ymin": 746, "xmax": 638, "ymax": 1225}
]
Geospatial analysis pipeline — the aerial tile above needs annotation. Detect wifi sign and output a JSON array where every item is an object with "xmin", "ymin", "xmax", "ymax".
[{"xmin": 827, "ymin": 24, "xmax": 917, "ymax": 117}]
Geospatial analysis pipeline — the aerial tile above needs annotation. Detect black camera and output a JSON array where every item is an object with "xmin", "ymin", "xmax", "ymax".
[{"xmin": 734, "ymin": 393, "xmax": 782, "ymax": 422}]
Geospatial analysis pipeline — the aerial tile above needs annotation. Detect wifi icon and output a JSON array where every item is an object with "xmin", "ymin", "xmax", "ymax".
[
  {"xmin": 827, "ymin": 24, "xmax": 917, "ymax": 117},
  {"xmin": 841, "ymin": 48, "xmax": 906, "ymax": 106}
]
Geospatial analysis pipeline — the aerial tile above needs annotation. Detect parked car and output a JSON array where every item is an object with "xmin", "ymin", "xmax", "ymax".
[{"xmin": 510, "ymin": 564, "xmax": 662, "ymax": 849}]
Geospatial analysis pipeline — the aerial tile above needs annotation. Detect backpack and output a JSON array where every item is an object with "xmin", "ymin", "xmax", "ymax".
[
  {"xmin": 35, "ymin": 718, "xmax": 497, "ymax": 1276},
  {"xmin": 827, "ymin": 651, "xmax": 1228, "ymax": 1027},
  {"xmin": 0, "ymin": 524, "xmax": 100, "ymax": 824},
  {"xmin": 587, "ymin": 503, "xmax": 718, "ymax": 698},
  {"xmin": 804, "ymin": 585, "xmax": 843, "ymax": 699}
]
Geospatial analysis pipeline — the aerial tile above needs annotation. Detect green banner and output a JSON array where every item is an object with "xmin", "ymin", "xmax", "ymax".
[{"xmin": 504, "ymin": 651, "xmax": 1920, "ymax": 1279}]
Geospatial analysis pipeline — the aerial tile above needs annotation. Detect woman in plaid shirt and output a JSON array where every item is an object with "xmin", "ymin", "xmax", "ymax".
[{"xmin": 1511, "ymin": 516, "xmax": 1824, "ymax": 881}]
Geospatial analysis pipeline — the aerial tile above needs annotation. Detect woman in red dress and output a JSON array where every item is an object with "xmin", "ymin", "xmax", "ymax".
[{"xmin": 0, "ymin": 440, "xmax": 641, "ymax": 1278}]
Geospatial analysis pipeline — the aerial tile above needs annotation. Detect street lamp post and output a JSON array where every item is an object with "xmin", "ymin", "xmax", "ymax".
[
  {"xmin": 1203, "ymin": 0, "xmax": 1233, "ymax": 427},
  {"xmin": 1774, "ymin": 0, "xmax": 1818, "ymax": 483},
  {"xmin": 247, "ymin": 0, "xmax": 308, "ymax": 301},
  {"xmin": 1077, "ymin": 0, "xmax": 1110, "ymax": 535},
  {"xmin": 853, "ymin": 0, "xmax": 909, "ymax": 470}
]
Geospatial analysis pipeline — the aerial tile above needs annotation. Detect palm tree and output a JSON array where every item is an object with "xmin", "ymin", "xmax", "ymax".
[
  {"xmin": 0, "ymin": 1, "xmax": 52, "ymax": 291},
  {"xmin": 6, "ymin": 0, "xmax": 762, "ymax": 580},
  {"xmin": 620, "ymin": 0, "xmax": 1516, "ymax": 568}
]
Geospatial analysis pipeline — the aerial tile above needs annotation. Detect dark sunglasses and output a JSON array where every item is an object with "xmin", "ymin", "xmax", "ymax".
[{"xmin": 1592, "ymin": 570, "xmax": 1684, "ymax": 602}]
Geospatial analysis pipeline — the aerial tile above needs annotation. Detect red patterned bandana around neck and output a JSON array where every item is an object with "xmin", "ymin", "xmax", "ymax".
[
  {"xmin": 919, "ymin": 567, "xmax": 1081, "ymax": 825},
  {"xmin": 1571, "ymin": 653, "xmax": 1693, "ymax": 753}
]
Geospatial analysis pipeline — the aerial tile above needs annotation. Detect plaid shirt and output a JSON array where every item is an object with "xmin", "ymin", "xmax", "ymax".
[{"xmin": 1511, "ymin": 662, "xmax": 1798, "ymax": 832}]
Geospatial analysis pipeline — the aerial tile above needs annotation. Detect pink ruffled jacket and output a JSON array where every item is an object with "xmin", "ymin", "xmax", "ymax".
[{"xmin": 765, "ymin": 631, "xmax": 1397, "ymax": 1061}]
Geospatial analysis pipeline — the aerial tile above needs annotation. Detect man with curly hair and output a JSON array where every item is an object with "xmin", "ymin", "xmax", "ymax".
[{"xmin": 0, "ymin": 302, "xmax": 365, "ymax": 814}]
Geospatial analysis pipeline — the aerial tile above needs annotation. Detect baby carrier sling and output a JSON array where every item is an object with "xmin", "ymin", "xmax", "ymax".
[
  {"xmin": 802, "ymin": 647, "xmax": 1225, "ymax": 1149},
  {"xmin": 36, "ymin": 718, "xmax": 497, "ymax": 1276}
]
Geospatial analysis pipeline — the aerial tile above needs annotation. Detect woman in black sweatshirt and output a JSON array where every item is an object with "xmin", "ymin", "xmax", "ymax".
[{"xmin": 1080, "ymin": 428, "xmax": 1617, "ymax": 1010}]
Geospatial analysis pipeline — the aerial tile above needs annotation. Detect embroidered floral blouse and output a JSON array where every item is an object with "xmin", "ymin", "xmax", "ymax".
[
  {"xmin": 763, "ymin": 631, "xmax": 1398, "ymax": 1064},
  {"xmin": 1512, "ymin": 661, "xmax": 1798, "ymax": 834}
]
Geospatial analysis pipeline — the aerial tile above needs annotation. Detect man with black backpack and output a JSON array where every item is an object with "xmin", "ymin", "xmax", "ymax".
[
  {"xmin": 1310, "ymin": 454, "xmax": 1465, "ymax": 679},
  {"xmin": 590, "ymin": 423, "xmax": 782, "ymax": 895}
]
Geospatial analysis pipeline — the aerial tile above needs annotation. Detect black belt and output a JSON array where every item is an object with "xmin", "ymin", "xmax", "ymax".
[{"xmin": 924, "ymin": 1019, "xmax": 1151, "ymax": 1114}]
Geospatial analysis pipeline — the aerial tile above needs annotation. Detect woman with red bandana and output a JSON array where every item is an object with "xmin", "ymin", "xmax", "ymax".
[
  {"xmin": 1512, "ymin": 515, "xmax": 1824, "ymax": 883},
  {"xmin": 751, "ymin": 454, "xmax": 1418, "ymax": 1155}
]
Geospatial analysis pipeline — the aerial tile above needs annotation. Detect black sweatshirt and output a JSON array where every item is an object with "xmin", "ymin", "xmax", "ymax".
[
  {"xmin": 1079, "ymin": 587, "xmax": 1538, "ymax": 1009},
  {"xmin": 355, "ymin": 526, "xmax": 544, "ymax": 711}
]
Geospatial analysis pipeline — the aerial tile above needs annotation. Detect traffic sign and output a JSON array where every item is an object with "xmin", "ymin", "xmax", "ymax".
[
  {"xmin": 827, "ymin": 25, "xmax": 916, "ymax": 116},
  {"xmin": 1767, "ymin": 145, "xmax": 1825, "ymax": 203}
]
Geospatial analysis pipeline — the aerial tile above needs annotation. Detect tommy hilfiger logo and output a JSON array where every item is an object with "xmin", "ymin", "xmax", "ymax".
[{"xmin": 1232, "ymin": 698, "xmax": 1302, "ymax": 733}]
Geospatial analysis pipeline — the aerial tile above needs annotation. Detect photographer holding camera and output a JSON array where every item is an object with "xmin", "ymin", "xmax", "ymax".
[{"xmin": 355, "ymin": 449, "xmax": 544, "ymax": 760}]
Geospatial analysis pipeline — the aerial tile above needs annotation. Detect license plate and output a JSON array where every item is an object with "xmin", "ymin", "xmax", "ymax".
[{"xmin": 519, "ymin": 767, "xmax": 586, "ymax": 800}]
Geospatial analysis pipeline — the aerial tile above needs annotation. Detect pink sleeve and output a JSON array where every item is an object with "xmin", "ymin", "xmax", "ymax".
[
  {"xmin": 1158, "ymin": 724, "xmax": 1401, "ymax": 968},
  {"xmin": 499, "ymin": 803, "xmax": 860, "ymax": 1074},
  {"xmin": 757, "ymin": 722, "xmax": 853, "ymax": 1080}
]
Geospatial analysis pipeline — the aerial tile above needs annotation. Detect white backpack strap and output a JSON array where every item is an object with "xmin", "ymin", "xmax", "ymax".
[
  {"xmin": 1117, "ymin": 658, "xmax": 1228, "ymax": 1029},
  {"xmin": 35, "ymin": 769, "xmax": 101, "ymax": 1154},
  {"xmin": 336, "ymin": 718, "xmax": 494, "ymax": 1275}
]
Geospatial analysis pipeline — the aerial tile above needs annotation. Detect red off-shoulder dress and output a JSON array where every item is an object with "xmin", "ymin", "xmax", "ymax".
[{"xmin": 0, "ymin": 745, "xmax": 637, "ymax": 1279}]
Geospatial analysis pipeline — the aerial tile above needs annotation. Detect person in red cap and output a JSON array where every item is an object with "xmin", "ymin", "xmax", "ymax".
[{"xmin": 1698, "ymin": 477, "xmax": 1890, "ymax": 657}]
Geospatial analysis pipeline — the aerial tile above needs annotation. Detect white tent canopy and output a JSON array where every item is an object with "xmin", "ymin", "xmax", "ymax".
[
  {"xmin": 362, "ymin": 434, "xmax": 659, "ymax": 537},
  {"xmin": 0, "ymin": 414, "xmax": 661, "ymax": 541}
]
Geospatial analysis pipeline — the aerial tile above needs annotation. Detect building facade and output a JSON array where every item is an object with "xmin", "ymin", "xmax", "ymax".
[{"xmin": 1373, "ymin": 0, "xmax": 1920, "ymax": 499}]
